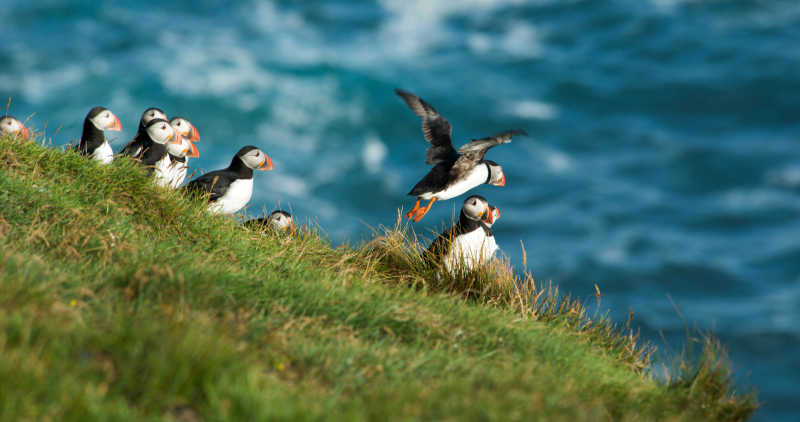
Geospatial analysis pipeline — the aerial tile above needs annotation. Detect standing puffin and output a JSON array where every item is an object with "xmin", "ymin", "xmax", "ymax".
[
  {"xmin": 120, "ymin": 107, "xmax": 167, "ymax": 157},
  {"xmin": 244, "ymin": 210, "xmax": 295, "ymax": 234},
  {"xmin": 76, "ymin": 106, "xmax": 122, "ymax": 164},
  {"xmin": 134, "ymin": 118, "xmax": 181, "ymax": 177},
  {"xmin": 185, "ymin": 146, "xmax": 274, "ymax": 215},
  {"xmin": 157, "ymin": 117, "xmax": 200, "ymax": 188},
  {"xmin": 0, "ymin": 115, "xmax": 30, "ymax": 140},
  {"xmin": 395, "ymin": 89, "xmax": 525, "ymax": 221},
  {"xmin": 425, "ymin": 195, "xmax": 500, "ymax": 275}
]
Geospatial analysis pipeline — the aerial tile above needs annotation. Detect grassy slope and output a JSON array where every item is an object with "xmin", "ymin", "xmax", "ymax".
[{"xmin": 0, "ymin": 137, "xmax": 756, "ymax": 421}]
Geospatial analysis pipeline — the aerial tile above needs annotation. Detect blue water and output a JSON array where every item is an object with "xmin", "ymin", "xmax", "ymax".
[{"xmin": 2, "ymin": 1, "xmax": 799, "ymax": 419}]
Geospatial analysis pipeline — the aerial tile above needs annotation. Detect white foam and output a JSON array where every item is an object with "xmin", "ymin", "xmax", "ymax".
[
  {"xmin": 767, "ymin": 165, "xmax": 800, "ymax": 188},
  {"xmin": 509, "ymin": 100, "xmax": 559, "ymax": 120},
  {"xmin": 500, "ymin": 22, "xmax": 543, "ymax": 59},
  {"xmin": 362, "ymin": 135, "xmax": 388, "ymax": 174}
]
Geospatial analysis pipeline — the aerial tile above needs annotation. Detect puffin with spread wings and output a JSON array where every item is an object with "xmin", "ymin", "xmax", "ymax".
[{"xmin": 395, "ymin": 89, "xmax": 525, "ymax": 222}]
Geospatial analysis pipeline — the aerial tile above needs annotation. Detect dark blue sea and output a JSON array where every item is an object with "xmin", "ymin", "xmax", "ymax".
[{"xmin": 2, "ymin": 1, "xmax": 798, "ymax": 419}]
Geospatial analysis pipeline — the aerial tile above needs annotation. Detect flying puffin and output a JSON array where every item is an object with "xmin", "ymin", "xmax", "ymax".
[
  {"xmin": 76, "ymin": 106, "xmax": 122, "ymax": 164},
  {"xmin": 157, "ymin": 117, "xmax": 200, "ymax": 188},
  {"xmin": 0, "ymin": 115, "xmax": 30, "ymax": 141},
  {"xmin": 395, "ymin": 89, "xmax": 525, "ymax": 222},
  {"xmin": 425, "ymin": 195, "xmax": 500, "ymax": 275},
  {"xmin": 120, "ymin": 107, "xmax": 167, "ymax": 157},
  {"xmin": 244, "ymin": 210, "xmax": 295, "ymax": 234},
  {"xmin": 185, "ymin": 146, "xmax": 274, "ymax": 215}
]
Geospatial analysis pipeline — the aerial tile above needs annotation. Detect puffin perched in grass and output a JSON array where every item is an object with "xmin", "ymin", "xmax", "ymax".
[
  {"xmin": 395, "ymin": 89, "xmax": 525, "ymax": 222},
  {"xmin": 425, "ymin": 195, "xmax": 500, "ymax": 275},
  {"xmin": 185, "ymin": 146, "xmax": 273, "ymax": 215},
  {"xmin": 244, "ymin": 210, "xmax": 295, "ymax": 234},
  {"xmin": 120, "ymin": 107, "xmax": 167, "ymax": 157},
  {"xmin": 0, "ymin": 115, "xmax": 30, "ymax": 141},
  {"xmin": 76, "ymin": 106, "xmax": 122, "ymax": 164},
  {"xmin": 131, "ymin": 118, "xmax": 182, "ymax": 178},
  {"xmin": 156, "ymin": 116, "xmax": 200, "ymax": 188}
]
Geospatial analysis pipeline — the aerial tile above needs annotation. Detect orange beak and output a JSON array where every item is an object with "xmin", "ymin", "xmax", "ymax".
[
  {"xmin": 190, "ymin": 123, "xmax": 200, "ymax": 142},
  {"xmin": 258, "ymin": 154, "xmax": 274, "ymax": 171},
  {"xmin": 483, "ymin": 206, "xmax": 498, "ymax": 224},
  {"xmin": 494, "ymin": 172, "xmax": 506, "ymax": 187},
  {"xmin": 108, "ymin": 114, "xmax": 122, "ymax": 131},
  {"xmin": 19, "ymin": 124, "xmax": 30, "ymax": 140},
  {"xmin": 187, "ymin": 141, "xmax": 200, "ymax": 158},
  {"xmin": 168, "ymin": 129, "xmax": 182, "ymax": 145}
]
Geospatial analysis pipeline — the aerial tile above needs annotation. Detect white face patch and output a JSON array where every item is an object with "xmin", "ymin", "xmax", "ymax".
[
  {"xmin": 462, "ymin": 196, "xmax": 488, "ymax": 220},
  {"xmin": 0, "ymin": 116, "xmax": 24, "ymax": 137},
  {"xmin": 146, "ymin": 121, "xmax": 176, "ymax": 144},
  {"xmin": 267, "ymin": 212, "xmax": 293, "ymax": 230},
  {"xmin": 142, "ymin": 109, "xmax": 166, "ymax": 126},
  {"xmin": 240, "ymin": 149, "xmax": 267, "ymax": 169},
  {"xmin": 169, "ymin": 118, "xmax": 192, "ymax": 139},
  {"xmin": 89, "ymin": 110, "xmax": 117, "ymax": 131}
]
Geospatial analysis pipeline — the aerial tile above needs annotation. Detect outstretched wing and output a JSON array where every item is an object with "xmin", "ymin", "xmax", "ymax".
[
  {"xmin": 450, "ymin": 129, "xmax": 526, "ymax": 176},
  {"xmin": 185, "ymin": 170, "xmax": 232, "ymax": 202},
  {"xmin": 395, "ymin": 89, "xmax": 458, "ymax": 165}
]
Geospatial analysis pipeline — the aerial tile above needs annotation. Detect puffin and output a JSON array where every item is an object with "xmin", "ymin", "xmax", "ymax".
[
  {"xmin": 425, "ymin": 195, "xmax": 500, "ymax": 275},
  {"xmin": 185, "ymin": 145, "xmax": 274, "ymax": 215},
  {"xmin": 120, "ymin": 107, "xmax": 167, "ymax": 157},
  {"xmin": 157, "ymin": 117, "xmax": 200, "ymax": 188},
  {"xmin": 395, "ymin": 89, "xmax": 525, "ymax": 221},
  {"xmin": 244, "ymin": 210, "xmax": 295, "ymax": 234},
  {"xmin": 134, "ymin": 118, "xmax": 182, "ymax": 177},
  {"xmin": 76, "ymin": 106, "xmax": 122, "ymax": 164},
  {"xmin": 0, "ymin": 115, "xmax": 30, "ymax": 140}
]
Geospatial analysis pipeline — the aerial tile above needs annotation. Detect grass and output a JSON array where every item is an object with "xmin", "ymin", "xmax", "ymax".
[{"xmin": 0, "ymin": 135, "xmax": 757, "ymax": 421}]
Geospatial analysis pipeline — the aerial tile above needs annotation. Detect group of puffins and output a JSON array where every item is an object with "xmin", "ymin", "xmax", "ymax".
[{"xmin": 0, "ymin": 89, "xmax": 525, "ymax": 274}]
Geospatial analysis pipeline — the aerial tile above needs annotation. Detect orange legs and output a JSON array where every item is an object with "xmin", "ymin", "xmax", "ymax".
[
  {"xmin": 410, "ymin": 198, "xmax": 438, "ymax": 222},
  {"xmin": 405, "ymin": 197, "xmax": 421, "ymax": 219}
]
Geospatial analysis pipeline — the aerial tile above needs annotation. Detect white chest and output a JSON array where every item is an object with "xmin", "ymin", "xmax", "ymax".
[
  {"xmin": 423, "ymin": 164, "xmax": 488, "ymax": 200},
  {"xmin": 209, "ymin": 178, "xmax": 253, "ymax": 215},
  {"xmin": 167, "ymin": 160, "xmax": 189, "ymax": 189},
  {"xmin": 91, "ymin": 140, "xmax": 114, "ymax": 165},
  {"xmin": 443, "ymin": 229, "xmax": 498, "ymax": 274},
  {"xmin": 152, "ymin": 155, "xmax": 174, "ymax": 188}
]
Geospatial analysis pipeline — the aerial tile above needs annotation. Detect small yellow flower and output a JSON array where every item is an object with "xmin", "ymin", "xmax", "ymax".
[
  {"xmin": 69, "ymin": 299, "xmax": 77, "ymax": 307},
  {"xmin": 276, "ymin": 363, "xmax": 285, "ymax": 371}
]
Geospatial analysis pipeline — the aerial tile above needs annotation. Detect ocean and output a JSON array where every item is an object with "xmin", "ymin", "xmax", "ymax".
[{"xmin": 2, "ymin": 1, "xmax": 799, "ymax": 419}]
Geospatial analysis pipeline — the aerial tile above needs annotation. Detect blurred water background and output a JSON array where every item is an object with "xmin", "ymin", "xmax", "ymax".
[{"xmin": 2, "ymin": 1, "xmax": 799, "ymax": 419}]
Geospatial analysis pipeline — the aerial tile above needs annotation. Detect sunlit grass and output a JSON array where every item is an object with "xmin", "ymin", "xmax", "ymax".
[{"xmin": 0, "ymin": 135, "xmax": 757, "ymax": 421}]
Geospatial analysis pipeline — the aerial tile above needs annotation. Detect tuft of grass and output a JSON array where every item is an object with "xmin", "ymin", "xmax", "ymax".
[{"xmin": 0, "ymin": 135, "xmax": 757, "ymax": 421}]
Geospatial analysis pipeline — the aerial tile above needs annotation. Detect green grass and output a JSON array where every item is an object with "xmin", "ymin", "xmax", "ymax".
[{"xmin": 0, "ymin": 136, "xmax": 757, "ymax": 421}]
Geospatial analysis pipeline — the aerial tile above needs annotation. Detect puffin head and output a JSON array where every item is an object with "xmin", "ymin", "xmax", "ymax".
[
  {"xmin": 167, "ymin": 117, "xmax": 200, "ymax": 158},
  {"xmin": 169, "ymin": 116, "xmax": 200, "ymax": 142},
  {"xmin": 484, "ymin": 160, "xmax": 506, "ymax": 187},
  {"xmin": 145, "ymin": 118, "xmax": 180, "ymax": 145},
  {"xmin": 87, "ymin": 106, "xmax": 122, "ymax": 132},
  {"xmin": 462, "ymin": 195, "xmax": 498, "ymax": 225},
  {"xmin": 266, "ymin": 210, "xmax": 295, "ymax": 234},
  {"xmin": 0, "ymin": 115, "xmax": 30, "ymax": 140},
  {"xmin": 237, "ymin": 145, "xmax": 274, "ymax": 171},
  {"xmin": 140, "ymin": 107, "xmax": 167, "ymax": 128}
]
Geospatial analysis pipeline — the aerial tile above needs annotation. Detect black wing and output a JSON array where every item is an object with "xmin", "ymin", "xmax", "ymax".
[
  {"xmin": 120, "ymin": 135, "xmax": 143, "ymax": 157},
  {"xmin": 450, "ymin": 129, "xmax": 526, "ymax": 177},
  {"xmin": 423, "ymin": 225, "xmax": 459, "ymax": 266},
  {"xmin": 185, "ymin": 170, "xmax": 234, "ymax": 202},
  {"xmin": 395, "ymin": 89, "xmax": 458, "ymax": 165}
]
